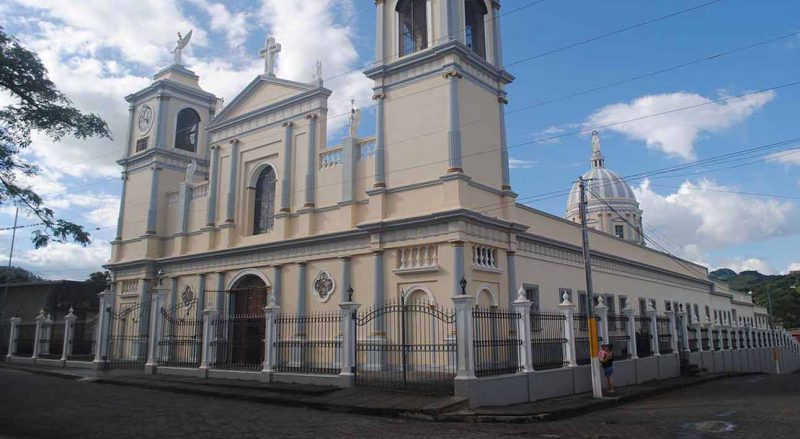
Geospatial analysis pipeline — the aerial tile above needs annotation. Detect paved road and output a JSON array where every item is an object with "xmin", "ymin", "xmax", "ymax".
[{"xmin": 0, "ymin": 369, "xmax": 797, "ymax": 438}]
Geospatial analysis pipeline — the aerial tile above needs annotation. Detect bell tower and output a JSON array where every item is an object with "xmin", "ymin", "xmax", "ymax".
[
  {"xmin": 366, "ymin": 0, "xmax": 515, "ymax": 219},
  {"xmin": 112, "ymin": 51, "xmax": 218, "ymax": 261}
]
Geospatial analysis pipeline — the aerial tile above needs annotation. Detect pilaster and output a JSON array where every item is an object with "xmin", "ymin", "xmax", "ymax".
[
  {"xmin": 340, "ymin": 257, "xmax": 351, "ymax": 304},
  {"xmin": 453, "ymin": 294, "xmax": 476, "ymax": 379},
  {"xmin": 304, "ymin": 114, "xmax": 319, "ymax": 207},
  {"xmin": 559, "ymin": 293, "xmax": 577, "ymax": 367},
  {"xmin": 206, "ymin": 145, "xmax": 220, "ymax": 226},
  {"xmin": 272, "ymin": 265, "xmax": 283, "ymax": 306},
  {"xmin": 115, "ymin": 171, "xmax": 129, "ymax": 240},
  {"xmin": 373, "ymin": 93, "xmax": 386, "ymax": 188},
  {"xmin": 224, "ymin": 139, "xmax": 240, "ymax": 223},
  {"xmin": 375, "ymin": 0, "xmax": 386, "ymax": 62},
  {"xmin": 445, "ymin": 71, "xmax": 463, "ymax": 174},
  {"xmin": 153, "ymin": 94, "xmax": 170, "ymax": 150},
  {"xmin": 451, "ymin": 241, "xmax": 465, "ymax": 296},
  {"xmin": 279, "ymin": 121, "xmax": 294, "ymax": 212},
  {"xmin": 506, "ymin": 251, "xmax": 516, "ymax": 309},
  {"xmin": 145, "ymin": 165, "xmax": 161, "ymax": 235}
]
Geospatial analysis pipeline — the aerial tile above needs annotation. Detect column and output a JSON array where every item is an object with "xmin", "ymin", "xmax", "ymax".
[
  {"xmin": 124, "ymin": 105, "xmax": 134, "ymax": 158},
  {"xmin": 439, "ymin": 0, "xmax": 450, "ymax": 43},
  {"xmin": 499, "ymin": 97, "xmax": 511, "ymax": 190},
  {"xmin": 447, "ymin": 0, "xmax": 459, "ymax": 42},
  {"xmin": 506, "ymin": 251, "xmax": 517, "ymax": 309},
  {"xmin": 445, "ymin": 71, "xmax": 463, "ymax": 173},
  {"xmin": 206, "ymin": 145, "xmax": 220, "ymax": 226},
  {"xmin": 153, "ymin": 94, "xmax": 170, "ymax": 149},
  {"xmin": 272, "ymin": 266, "xmax": 282, "ymax": 306},
  {"xmin": 339, "ymin": 300, "xmax": 361, "ymax": 385},
  {"xmin": 297, "ymin": 263, "xmax": 307, "ymax": 318},
  {"xmin": 199, "ymin": 309, "xmax": 214, "ymax": 374},
  {"xmin": 452, "ymin": 241, "xmax": 465, "ymax": 296},
  {"xmin": 225, "ymin": 139, "xmax": 240, "ymax": 222},
  {"xmin": 32, "ymin": 310, "xmax": 45, "ymax": 359},
  {"xmin": 262, "ymin": 302, "xmax": 281, "ymax": 374},
  {"xmin": 695, "ymin": 323, "xmax": 704, "ymax": 352},
  {"xmin": 115, "ymin": 171, "xmax": 128, "ymax": 240},
  {"xmin": 279, "ymin": 121, "xmax": 294, "ymax": 212},
  {"xmin": 7, "ymin": 317, "xmax": 20, "ymax": 358},
  {"xmin": 304, "ymin": 114, "xmax": 318, "ymax": 206},
  {"xmin": 491, "ymin": 0, "xmax": 504, "ymax": 67},
  {"xmin": 373, "ymin": 251, "xmax": 384, "ymax": 308},
  {"xmin": 145, "ymin": 291, "xmax": 165, "ymax": 373},
  {"xmin": 513, "ymin": 287, "xmax": 534, "ymax": 373},
  {"xmin": 177, "ymin": 182, "xmax": 191, "ymax": 233},
  {"xmin": 62, "ymin": 309, "xmax": 77, "ymax": 361},
  {"xmin": 595, "ymin": 297, "xmax": 609, "ymax": 344},
  {"xmin": 375, "ymin": 0, "xmax": 385, "ymax": 61},
  {"xmin": 340, "ymin": 137, "xmax": 356, "ymax": 203},
  {"xmin": 93, "ymin": 290, "xmax": 110, "ymax": 366},
  {"xmin": 340, "ymin": 257, "xmax": 351, "ymax": 304},
  {"xmin": 559, "ymin": 293, "xmax": 577, "ymax": 366},
  {"xmin": 453, "ymin": 294, "xmax": 476, "ymax": 379},
  {"xmin": 647, "ymin": 306, "xmax": 660, "ymax": 356},
  {"xmin": 215, "ymin": 273, "xmax": 225, "ymax": 312},
  {"xmin": 623, "ymin": 306, "xmax": 638, "ymax": 359},
  {"xmin": 145, "ymin": 166, "xmax": 161, "ymax": 234},
  {"xmin": 373, "ymin": 94, "xmax": 386, "ymax": 188},
  {"xmin": 678, "ymin": 311, "xmax": 690, "ymax": 352}
]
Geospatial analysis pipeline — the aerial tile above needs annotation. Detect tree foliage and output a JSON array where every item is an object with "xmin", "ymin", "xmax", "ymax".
[
  {"xmin": 712, "ymin": 269, "xmax": 800, "ymax": 328},
  {"xmin": 0, "ymin": 26, "xmax": 111, "ymax": 248}
]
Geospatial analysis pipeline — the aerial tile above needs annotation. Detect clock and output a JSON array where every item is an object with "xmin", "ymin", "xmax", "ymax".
[{"xmin": 137, "ymin": 104, "xmax": 154, "ymax": 135}]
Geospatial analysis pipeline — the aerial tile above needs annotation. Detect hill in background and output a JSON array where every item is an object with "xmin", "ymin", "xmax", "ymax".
[{"xmin": 710, "ymin": 268, "xmax": 799, "ymax": 329}]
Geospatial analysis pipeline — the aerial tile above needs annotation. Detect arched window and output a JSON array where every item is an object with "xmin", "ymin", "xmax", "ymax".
[
  {"xmin": 397, "ymin": 0, "xmax": 427, "ymax": 57},
  {"xmin": 253, "ymin": 166, "xmax": 277, "ymax": 235},
  {"xmin": 465, "ymin": 0, "xmax": 487, "ymax": 59},
  {"xmin": 175, "ymin": 108, "xmax": 201, "ymax": 152}
]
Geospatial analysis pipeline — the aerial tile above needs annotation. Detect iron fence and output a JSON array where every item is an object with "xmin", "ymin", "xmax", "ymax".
[
  {"xmin": 107, "ymin": 301, "xmax": 150, "ymax": 368},
  {"xmin": 68, "ymin": 318, "xmax": 98, "ymax": 361},
  {"xmin": 472, "ymin": 306, "xmax": 520, "ymax": 377},
  {"xmin": 14, "ymin": 322, "xmax": 36, "ymax": 357},
  {"xmin": 38, "ymin": 320, "xmax": 65, "ymax": 359},
  {"xmin": 687, "ymin": 326, "xmax": 698, "ymax": 352},
  {"xmin": 354, "ymin": 299, "xmax": 457, "ymax": 395},
  {"xmin": 210, "ymin": 312, "xmax": 264, "ymax": 371},
  {"xmin": 656, "ymin": 316, "xmax": 673, "ymax": 354},
  {"xmin": 573, "ymin": 313, "xmax": 600, "ymax": 365},
  {"xmin": 739, "ymin": 331, "xmax": 746, "ymax": 349},
  {"xmin": 712, "ymin": 329, "xmax": 721, "ymax": 350},
  {"xmin": 700, "ymin": 328, "xmax": 710, "ymax": 351},
  {"xmin": 722, "ymin": 330, "xmax": 730, "ymax": 350},
  {"xmin": 634, "ymin": 316, "xmax": 652, "ymax": 358},
  {"xmin": 606, "ymin": 314, "xmax": 630, "ymax": 360},
  {"xmin": 530, "ymin": 310, "xmax": 568, "ymax": 370},
  {"xmin": 274, "ymin": 310, "xmax": 342, "ymax": 375},
  {"xmin": 158, "ymin": 307, "xmax": 203, "ymax": 368},
  {"xmin": 0, "ymin": 320, "xmax": 9, "ymax": 358}
]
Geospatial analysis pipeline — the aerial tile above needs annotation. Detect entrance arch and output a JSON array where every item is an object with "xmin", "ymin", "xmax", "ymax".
[{"xmin": 225, "ymin": 272, "xmax": 269, "ymax": 368}]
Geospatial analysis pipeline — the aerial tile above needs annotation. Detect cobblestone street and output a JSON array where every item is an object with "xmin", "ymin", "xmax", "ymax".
[{"xmin": 0, "ymin": 369, "xmax": 797, "ymax": 438}]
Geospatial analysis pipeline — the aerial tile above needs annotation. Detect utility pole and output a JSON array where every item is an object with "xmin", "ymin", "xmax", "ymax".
[
  {"xmin": 766, "ymin": 287, "xmax": 781, "ymax": 374},
  {"xmin": 578, "ymin": 177, "xmax": 603, "ymax": 398},
  {"xmin": 1, "ymin": 207, "xmax": 19, "ymax": 322}
]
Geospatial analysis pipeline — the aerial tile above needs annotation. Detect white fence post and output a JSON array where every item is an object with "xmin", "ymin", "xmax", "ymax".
[
  {"xmin": 7, "ymin": 316, "xmax": 20, "ymax": 358},
  {"xmin": 262, "ymin": 299, "xmax": 281, "ymax": 375},
  {"xmin": 93, "ymin": 290, "xmax": 111, "ymax": 367},
  {"xmin": 512, "ymin": 287, "xmax": 533, "ymax": 373},
  {"xmin": 678, "ymin": 308, "xmax": 690, "ymax": 352},
  {"xmin": 198, "ymin": 309, "xmax": 214, "ymax": 374},
  {"xmin": 559, "ymin": 293, "xmax": 577, "ymax": 367},
  {"xmin": 62, "ymin": 308, "xmax": 77, "ymax": 361},
  {"xmin": 453, "ymin": 293, "xmax": 476, "ymax": 379},
  {"xmin": 666, "ymin": 310, "xmax": 678, "ymax": 353},
  {"xmin": 594, "ymin": 296, "xmax": 609, "ymax": 344},
  {"xmin": 646, "ymin": 304, "xmax": 659, "ymax": 356},
  {"xmin": 623, "ymin": 306, "xmax": 638, "ymax": 359},
  {"xmin": 145, "ymin": 291, "xmax": 164, "ymax": 373},
  {"xmin": 32, "ymin": 310, "xmax": 46, "ymax": 360},
  {"xmin": 338, "ymin": 300, "xmax": 361, "ymax": 386}
]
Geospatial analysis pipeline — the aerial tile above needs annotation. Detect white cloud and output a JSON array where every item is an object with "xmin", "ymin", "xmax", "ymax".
[
  {"xmin": 190, "ymin": 0, "xmax": 251, "ymax": 50},
  {"xmin": 258, "ymin": 0, "xmax": 372, "ymax": 133},
  {"xmin": 768, "ymin": 148, "xmax": 800, "ymax": 166},
  {"xmin": 509, "ymin": 158, "xmax": 537, "ymax": 169},
  {"xmin": 8, "ymin": 240, "xmax": 111, "ymax": 280},
  {"xmin": 635, "ymin": 178, "xmax": 800, "ymax": 262},
  {"xmin": 721, "ymin": 258, "xmax": 776, "ymax": 275},
  {"xmin": 784, "ymin": 262, "xmax": 800, "ymax": 274},
  {"xmin": 587, "ymin": 91, "xmax": 775, "ymax": 160}
]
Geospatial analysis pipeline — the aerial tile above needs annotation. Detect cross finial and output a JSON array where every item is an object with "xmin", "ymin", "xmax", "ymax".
[{"xmin": 259, "ymin": 36, "xmax": 282, "ymax": 77}]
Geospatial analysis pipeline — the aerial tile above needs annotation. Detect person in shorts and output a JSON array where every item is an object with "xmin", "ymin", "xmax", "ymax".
[{"xmin": 599, "ymin": 343, "xmax": 615, "ymax": 394}]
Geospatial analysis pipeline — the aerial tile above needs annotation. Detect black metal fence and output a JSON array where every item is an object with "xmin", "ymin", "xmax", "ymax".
[
  {"xmin": 274, "ymin": 310, "xmax": 342, "ymax": 375},
  {"xmin": 473, "ymin": 307, "xmax": 520, "ymax": 377},
  {"xmin": 573, "ymin": 313, "xmax": 599, "ymax": 365},
  {"xmin": 739, "ymin": 330, "xmax": 746, "ymax": 349},
  {"xmin": 530, "ymin": 310, "xmax": 568, "ymax": 370},
  {"xmin": 634, "ymin": 316, "xmax": 652, "ymax": 358},
  {"xmin": 210, "ymin": 312, "xmax": 264, "ymax": 371},
  {"xmin": 14, "ymin": 322, "xmax": 36, "ymax": 357},
  {"xmin": 606, "ymin": 314, "xmax": 630, "ymax": 360},
  {"xmin": 158, "ymin": 307, "xmax": 203, "ymax": 368},
  {"xmin": 722, "ymin": 330, "xmax": 730, "ymax": 350},
  {"xmin": 68, "ymin": 318, "xmax": 97, "ymax": 361},
  {"xmin": 354, "ymin": 299, "xmax": 457, "ymax": 395},
  {"xmin": 656, "ymin": 316, "xmax": 673, "ymax": 354},
  {"xmin": 712, "ymin": 329, "xmax": 721, "ymax": 350},
  {"xmin": 108, "ymin": 301, "xmax": 150, "ymax": 368},
  {"xmin": 0, "ymin": 320, "xmax": 9, "ymax": 357},
  {"xmin": 700, "ymin": 327, "xmax": 710, "ymax": 351},
  {"xmin": 39, "ymin": 320, "xmax": 65, "ymax": 359}
]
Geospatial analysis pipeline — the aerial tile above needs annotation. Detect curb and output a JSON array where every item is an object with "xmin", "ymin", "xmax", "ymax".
[
  {"xmin": 440, "ymin": 373, "xmax": 757, "ymax": 423},
  {"xmin": 0, "ymin": 364, "xmax": 87, "ymax": 381}
]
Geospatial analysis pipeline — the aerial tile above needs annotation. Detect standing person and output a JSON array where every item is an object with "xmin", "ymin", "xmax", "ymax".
[{"xmin": 599, "ymin": 343, "xmax": 615, "ymax": 394}]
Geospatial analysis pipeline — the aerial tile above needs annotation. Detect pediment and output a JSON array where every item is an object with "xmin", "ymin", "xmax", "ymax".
[{"xmin": 211, "ymin": 75, "xmax": 317, "ymax": 126}]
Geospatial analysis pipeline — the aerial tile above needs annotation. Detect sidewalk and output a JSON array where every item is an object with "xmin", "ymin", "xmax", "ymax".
[{"xmin": 0, "ymin": 362, "xmax": 750, "ymax": 423}]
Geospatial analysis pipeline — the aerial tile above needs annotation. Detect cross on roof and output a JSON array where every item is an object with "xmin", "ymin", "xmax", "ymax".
[{"xmin": 259, "ymin": 36, "xmax": 281, "ymax": 77}]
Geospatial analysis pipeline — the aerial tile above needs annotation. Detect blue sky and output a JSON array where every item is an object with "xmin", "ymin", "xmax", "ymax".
[{"xmin": 0, "ymin": 0, "xmax": 798, "ymax": 280}]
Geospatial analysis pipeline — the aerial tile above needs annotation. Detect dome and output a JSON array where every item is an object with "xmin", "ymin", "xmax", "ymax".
[{"xmin": 567, "ymin": 167, "xmax": 638, "ymax": 207}]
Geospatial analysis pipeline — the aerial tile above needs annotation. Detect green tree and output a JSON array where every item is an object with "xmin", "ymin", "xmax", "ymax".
[{"xmin": 0, "ymin": 26, "xmax": 110, "ymax": 248}]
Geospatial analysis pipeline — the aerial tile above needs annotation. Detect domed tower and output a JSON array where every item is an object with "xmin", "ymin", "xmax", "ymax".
[{"xmin": 566, "ymin": 131, "xmax": 644, "ymax": 245}]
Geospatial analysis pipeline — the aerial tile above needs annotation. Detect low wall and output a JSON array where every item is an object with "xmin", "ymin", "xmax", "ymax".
[
  {"xmin": 657, "ymin": 354, "xmax": 679, "ymax": 380},
  {"xmin": 636, "ymin": 356, "xmax": 658, "ymax": 384}
]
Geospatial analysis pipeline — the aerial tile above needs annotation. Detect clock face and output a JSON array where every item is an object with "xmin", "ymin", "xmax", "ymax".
[{"xmin": 137, "ymin": 104, "xmax": 154, "ymax": 135}]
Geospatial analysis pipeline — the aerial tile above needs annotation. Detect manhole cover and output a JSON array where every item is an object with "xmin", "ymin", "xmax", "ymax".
[{"xmin": 688, "ymin": 421, "xmax": 736, "ymax": 433}]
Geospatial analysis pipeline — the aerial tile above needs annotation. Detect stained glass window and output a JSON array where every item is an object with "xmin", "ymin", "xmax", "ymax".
[{"xmin": 253, "ymin": 166, "xmax": 276, "ymax": 235}]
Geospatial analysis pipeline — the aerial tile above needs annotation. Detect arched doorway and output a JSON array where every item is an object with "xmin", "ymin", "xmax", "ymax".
[{"xmin": 227, "ymin": 274, "xmax": 269, "ymax": 368}]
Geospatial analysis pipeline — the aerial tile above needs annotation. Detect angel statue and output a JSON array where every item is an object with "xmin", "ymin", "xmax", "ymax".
[
  {"xmin": 171, "ymin": 30, "xmax": 193, "ymax": 66},
  {"xmin": 312, "ymin": 60, "xmax": 323, "ymax": 86},
  {"xmin": 348, "ymin": 99, "xmax": 361, "ymax": 138}
]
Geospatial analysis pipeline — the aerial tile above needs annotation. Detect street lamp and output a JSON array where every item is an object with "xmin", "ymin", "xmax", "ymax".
[{"xmin": 459, "ymin": 277, "xmax": 467, "ymax": 295}]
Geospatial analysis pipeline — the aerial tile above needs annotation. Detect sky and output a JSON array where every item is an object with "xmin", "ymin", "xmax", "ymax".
[{"xmin": 0, "ymin": 0, "xmax": 798, "ymax": 280}]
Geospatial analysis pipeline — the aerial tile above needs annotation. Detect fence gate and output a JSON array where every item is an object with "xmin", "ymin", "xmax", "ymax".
[
  {"xmin": 158, "ymin": 299, "xmax": 202, "ymax": 368},
  {"xmin": 107, "ymin": 300, "xmax": 150, "ymax": 368},
  {"xmin": 354, "ymin": 298, "xmax": 457, "ymax": 395}
]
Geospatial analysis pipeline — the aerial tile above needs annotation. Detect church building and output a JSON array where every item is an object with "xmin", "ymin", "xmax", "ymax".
[{"xmin": 106, "ymin": 0, "xmax": 766, "ymax": 357}]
